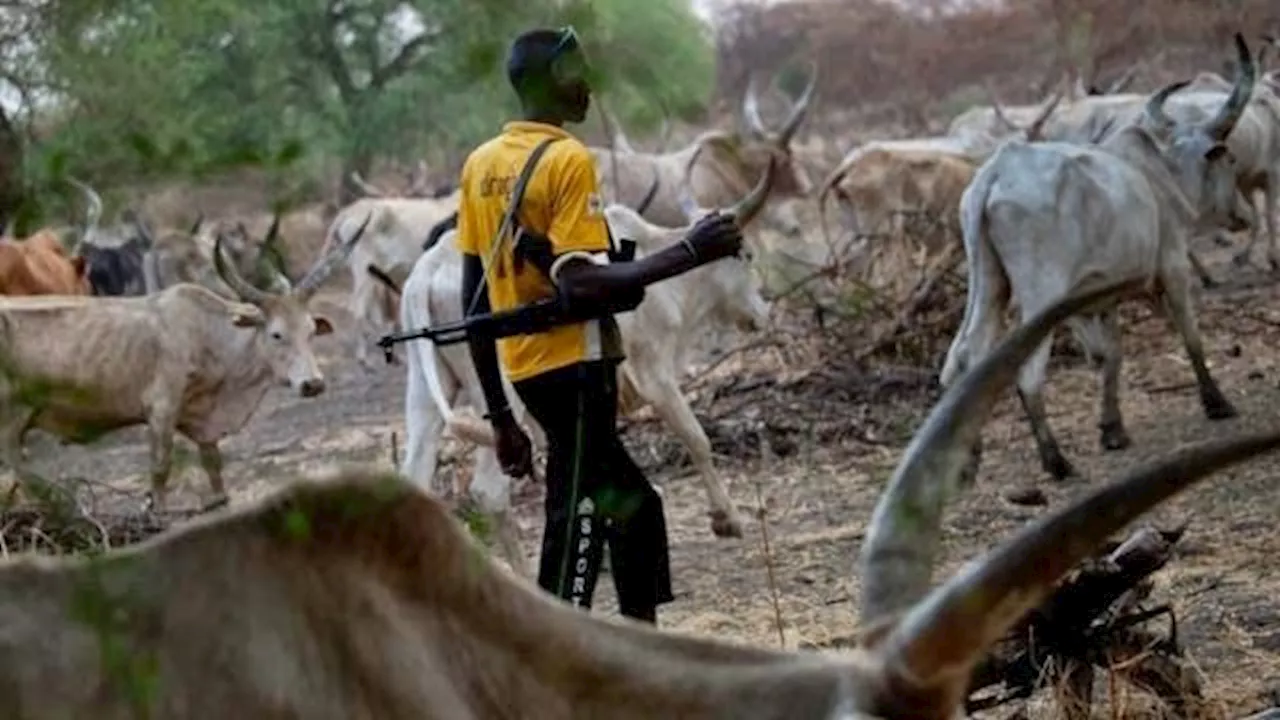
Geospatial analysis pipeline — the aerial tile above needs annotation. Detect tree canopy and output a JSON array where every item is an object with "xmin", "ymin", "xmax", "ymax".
[{"xmin": 0, "ymin": 0, "xmax": 715, "ymax": 228}]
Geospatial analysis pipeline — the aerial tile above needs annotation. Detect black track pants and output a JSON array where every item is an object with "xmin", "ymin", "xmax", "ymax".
[{"xmin": 513, "ymin": 359, "xmax": 674, "ymax": 622}]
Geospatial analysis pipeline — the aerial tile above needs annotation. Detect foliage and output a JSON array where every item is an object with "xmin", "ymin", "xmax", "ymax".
[{"xmin": 0, "ymin": 0, "xmax": 714, "ymax": 222}]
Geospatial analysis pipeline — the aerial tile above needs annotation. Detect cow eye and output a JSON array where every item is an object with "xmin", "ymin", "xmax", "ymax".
[{"xmin": 270, "ymin": 330, "xmax": 285, "ymax": 342}]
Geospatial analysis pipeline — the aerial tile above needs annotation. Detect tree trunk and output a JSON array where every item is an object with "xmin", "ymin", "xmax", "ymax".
[{"xmin": 0, "ymin": 107, "xmax": 25, "ymax": 234}]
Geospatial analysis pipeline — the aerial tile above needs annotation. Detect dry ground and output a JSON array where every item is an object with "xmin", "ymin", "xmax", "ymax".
[{"xmin": 9, "ymin": 238, "xmax": 1280, "ymax": 717}]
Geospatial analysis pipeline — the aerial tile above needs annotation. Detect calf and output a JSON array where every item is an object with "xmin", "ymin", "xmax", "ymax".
[
  {"xmin": 941, "ymin": 35, "xmax": 1256, "ymax": 482},
  {"xmin": 2, "ymin": 279, "xmax": 1277, "ymax": 719},
  {"xmin": 393, "ymin": 155, "xmax": 776, "ymax": 572},
  {"xmin": 0, "ymin": 214, "xmax": 371, "ymax": 511}
]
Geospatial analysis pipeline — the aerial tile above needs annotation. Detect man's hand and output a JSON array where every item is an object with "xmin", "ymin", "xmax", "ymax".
[
  {"xmin": 685, "ymin": 211, "xmax": 744, "ymax": 262},
  {"xmin": 491, "ymin": 410, "xmax": 534, "ymax": 478}
]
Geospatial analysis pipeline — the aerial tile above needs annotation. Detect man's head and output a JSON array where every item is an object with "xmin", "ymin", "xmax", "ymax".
[{"xmin": 507, "ymin": 26, "xmax": 592, "ymax": 124}]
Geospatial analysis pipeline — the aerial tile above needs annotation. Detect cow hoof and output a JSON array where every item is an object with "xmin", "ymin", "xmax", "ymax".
[
  {"xmin": 1203, "ymin": 397, "xmax": 1238, "ymax": 420},
  {"xmin": 1044, "ymin": 454, "xmax": 1079, "ymax": 482},
  {"xmin": 201, "ymin": 494, "xmax": 230, "ymax": 512},
  {"xmin": 708, "ymin": 510, "xmax": 745, "ymax": 539},
  {"xmin": 1099, "ymin": 422, "xmax": 1132, "ymax": 451}
]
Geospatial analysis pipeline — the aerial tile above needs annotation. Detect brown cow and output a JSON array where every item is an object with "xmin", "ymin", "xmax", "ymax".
[
  {"xmin": 0, "ymin": 229, "xmax": 91, "ymax": 296},
  {"xmin": 0, "ymin": 278, "xmax": 1276, "ymax": 719}
]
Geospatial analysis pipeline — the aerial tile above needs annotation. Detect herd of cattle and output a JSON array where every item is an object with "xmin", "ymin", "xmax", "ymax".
[{"xmin": 2, "ymin": 31, "xmax": 1280, "ymax": 717}]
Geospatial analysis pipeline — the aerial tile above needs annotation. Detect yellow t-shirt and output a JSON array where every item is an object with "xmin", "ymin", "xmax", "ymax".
[{"xmin": 456, "ymin": 121, "xmax": 624, "ymax": 383}]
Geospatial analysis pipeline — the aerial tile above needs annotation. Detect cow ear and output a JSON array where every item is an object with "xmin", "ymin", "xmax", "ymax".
[
  {"xmin": 1205, "ymin": 143, "xmax": 1229, "ymax": 161},
  {"xmin": 231, "ymin": 307, "xmax": 265, "ymax": 328},
  {"xmin": 71, "ymin": 256, "xmax": 87, "ymax": 275},
  {"xmin": 313, "ymin": 316, "xmax": 334, "ymax": 336}
]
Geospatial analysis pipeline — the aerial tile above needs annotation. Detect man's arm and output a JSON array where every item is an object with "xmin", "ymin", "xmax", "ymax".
[{"xmin": 460, "ymin": 253, "xmax": 512, "ymax": 419}]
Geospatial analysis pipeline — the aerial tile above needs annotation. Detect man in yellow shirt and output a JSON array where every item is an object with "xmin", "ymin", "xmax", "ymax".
[{"xmin": 456, "ymin": 26, "xmax": 744, "ymax": 624}]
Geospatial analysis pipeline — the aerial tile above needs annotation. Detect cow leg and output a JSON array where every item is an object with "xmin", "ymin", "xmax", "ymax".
[
  {"xmin": 403, "ymin": 357, "xmax": 454, "ymax": 500},
  {"xmin": 1016, "ymin": 335, "xmax": 1077, "ymax": 481},
  {"xmin": 0, "ymin": 405, "xmax": 54, "ymax": 504},
  {"xmin": 1159, "ymin": 276, "xmax": 1237, "ymax": 420},
  {"xmin": 1232, "ymin": 191, "xmax": 1262, "ymax": 267},
  {"xmin": 1080, "ymin": 311, "xmax": 1131, "ymax": 451},
  {"xmin": 1187, "ymin": 249, "xmax": 1217, "ymax": 289},
  {"xmin": 1265, "ymin": 182, "xmax": 1280, "ymax": 272},
  {"xmin": 633, "ymin": 372, "xmax": 744, "ymax": 539},
  {"xmin": 196, "ymin": 441, "xmax": 229, "ymax": 511},
  {"xmin": 351, "ymin": 272, "xmax": 381, "ymax": 372},
  {"xmin": 143, "ymin": 408, "xmax": 178, "ymax": 513},
  {"xmin": 469, "ymin": 448, "xmax": 528, "ymax": 577}
]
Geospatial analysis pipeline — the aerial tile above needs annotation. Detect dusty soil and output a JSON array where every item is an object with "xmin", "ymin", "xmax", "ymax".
[{"xmin": 8, "ymin": 239, "xmax": 1280, "ymax": 718}]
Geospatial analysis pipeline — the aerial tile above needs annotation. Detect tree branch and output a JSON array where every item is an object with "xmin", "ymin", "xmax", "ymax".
[
  {"xmin": 370, "ymin": 31, "xmax": 431, "ymax": 89},
  {"xmin": 314, "ymin": 0, "xmax": 357, "ymax": 106}
]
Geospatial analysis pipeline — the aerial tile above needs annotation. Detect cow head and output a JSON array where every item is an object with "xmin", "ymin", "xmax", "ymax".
[
  {"xmin": 213, "ymin": 212, "xmax": 372, "ymax": 398},
  {"xmin": 1142, "ymin": 33, "xmax": 1255, "ymax": 233},
  {"xmin": 674, "ymin": 145, "xmax": 776, "ymax": 334}
]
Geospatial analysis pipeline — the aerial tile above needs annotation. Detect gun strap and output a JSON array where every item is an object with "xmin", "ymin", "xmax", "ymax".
[{"xmin": 466, "ymin": 136, "xmax": 563, "ymax": 318}]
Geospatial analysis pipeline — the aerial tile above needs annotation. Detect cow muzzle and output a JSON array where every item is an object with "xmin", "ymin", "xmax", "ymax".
[{"xmin": 299, "ymin": 378, "xmax": 326, "ymax": 397}]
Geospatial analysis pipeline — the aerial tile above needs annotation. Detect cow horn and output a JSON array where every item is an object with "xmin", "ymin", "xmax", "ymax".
[
  {"xmin": 727, "ymin": 156, "xmax": 776, "ymax": 227},
  {"xmin": 1024, "ymin": 89, "xmax": 1063, "ymax": 142},
  {"xmin": 1105, "ymin": 65, "xmax": 1139, "ymax": 94},
  {"xmin": 66, "ymin": 177, "xmax": 101, "ymax": 254},
  {"xmin": 407, "ymin": 160, "xmax": 431, "ymax": 197},
  {"xmin": 1144, "ymin": 79, "xmax": 1190, "ymax": 135},
  {"xmin": 189, "ymin": 212, "xmax": 204, "ymax": 235},
  {"xmin": 349, "ymin": 171, "xmax": 386, "ymax": 198},
  {"xmin": 777, "ymin": 61, "xmax": 819, "ymax": 146},
  {"xmin": 635, "ymin": 166, "xmax": 660, "ymax": 216},
  {"xmin": 213, "ymin": 234, "xmax": 271, "ymax": 305},
  {"xmin": 1207, "ymin": 33, "xmax": 1257, "ymax": 141},
  {"xmin": 742, "ymin": 74, "xmax": 768, "ymax": 138},
  {"xmin": 676, "ymin": 141, "xmax": 708, "ymax": 222},
  {"xmin": 263, "ymin": 212, "xmax": 281, "ymax": 247},
  {"xmin": 984, "ymin": 81, "xmax": 1019, "ymax": 132},
  {"xmin": 879, "ymin": 410, "xmax": 1280, "ymax": 691},
  {"xmin": 294, "ymin": 210, "xmax": 373, "ymax": 300}
]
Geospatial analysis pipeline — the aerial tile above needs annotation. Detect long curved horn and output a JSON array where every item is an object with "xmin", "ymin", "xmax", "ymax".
[
  {"xmin": 1104, "ymin": 65, "xmax": 1139, "ymax": 94},
  {"xmin": 1024, "ymin": 89, "xmax": 1063, "ymax": 141},
  {"xmin": 984, "ymin": 81, "xmax": 1019, "ymax": 132},
  {"xmin": 880, "ymin": 423, "xmax": 1280, "ymax": 690},
  {"xmin": 676, "ymin": 142, "xmax": 708, "ymax": 222},
  {"xmin": 727, "ymin": 156, "xmax": 776, "ymax": 227},
  {"xmin": 66, "ymin": 177, "xmax": 101, "ymax": 254},
  {"xmin": 858, "ymin": 277, "xmax": 1146, "ymax": 627},
  {"xmin": 349, "ymin": 171, "xmax": 386, "ymax": 198},
  {"xmin": 777, "ymin": 61, "xmax": 819, "ymax": 146},
  {"xmin": 294, "ymin": 210, "xmax": 373, "ymax": 300},
  {"xmin": 262, "ymin": 211, "xmax": 281, "ymax": 248},
  {"xmin": 213, "ymin": 234, "xmax": 271, "ymax": 305},
  {"xmin": 189, "ymin": 212, "xmax": 204, "ymax": 236},
  {"xmin": 1144, "ymin": 79, "xmax": 1190, "ymax": 135},
  {"xmin": 406, "ymin": 160, "xmax": 430, "ymax": 197},
  {"xmin": 742, "ymin": 74, "xmax": 768, "ymax": 138},
  {"xmin": 634, "ymin": 166, "xmax": 660, "ymax": 216},
  {"xmin": 1207, "ymin": 33, "xmax": 1257, "ymax": 141}
]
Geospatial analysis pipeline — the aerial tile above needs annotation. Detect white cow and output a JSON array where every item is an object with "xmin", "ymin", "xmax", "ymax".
[
  {"xmin": 325, "ymin": 193, "xmax": 460, "ymax": 369},
  {"xmin": 940, "ymin": 35, "xmax": 1256, "ymax": 482},
  {"xmin": 393, "ymin": 155, "xmax": 777, "ymax": 573},
  {"xmin": 0, "ymin": 213, "xmax": 371, "ymax": 511},
  {"xmin": 6, "ymin": 279, "xmax": 1278, "ymax": 720}
]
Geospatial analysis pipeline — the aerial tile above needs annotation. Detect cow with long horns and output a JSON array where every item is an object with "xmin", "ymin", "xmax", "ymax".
[
  {"xmin": 941, "ymin": 34, "xmax": 1257, "ymax": 483},
  {"xmin": 5, "ymin": 276, "xmax": 1280, "ymax": 719},
  {"xmin": 590, "ymin": 64, "xmax": 818, "ymax": 242},
  {"xmin": 0, "ymin": 214, "xmax": 371, "ymax": 512}
]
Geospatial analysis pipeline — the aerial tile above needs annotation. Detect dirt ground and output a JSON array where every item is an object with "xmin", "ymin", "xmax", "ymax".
[{"xmin": 11, "ymin": 237, "xmax": 1280, "ymax": 717}]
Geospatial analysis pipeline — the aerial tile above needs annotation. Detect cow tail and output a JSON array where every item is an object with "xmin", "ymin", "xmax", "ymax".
[
  {"xmin": 940, "ymin": 158, "xmax": 1003, "ymax": 388},
  {"xmin": 401, "ymin": 254, "xmax": 494, "ymax": 447}
]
